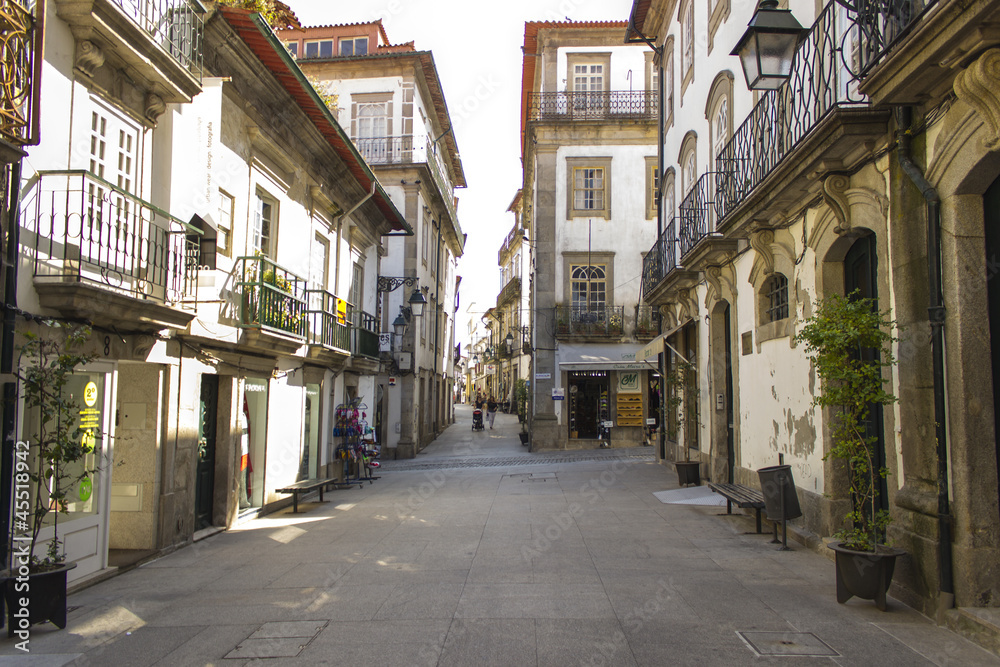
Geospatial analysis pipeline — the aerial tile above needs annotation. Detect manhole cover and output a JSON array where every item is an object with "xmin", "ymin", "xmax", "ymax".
[{"xmin": 738, "ymin": 631, "xmax": 839, "ymax": 657}]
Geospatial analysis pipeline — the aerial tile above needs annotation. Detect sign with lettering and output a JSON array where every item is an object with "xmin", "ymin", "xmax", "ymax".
[{"xmin": 617, "ymin": 372, "xmax": 641, "ymax": 393}]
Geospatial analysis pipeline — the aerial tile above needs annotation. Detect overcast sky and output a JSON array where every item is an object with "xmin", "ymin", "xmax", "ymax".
[{"xmin": 284, "ymin": 0, "xmax": 636, "ymax": 345}]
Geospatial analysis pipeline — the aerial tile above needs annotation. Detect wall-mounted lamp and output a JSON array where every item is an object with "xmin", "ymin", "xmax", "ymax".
[
  {"xmin": 731, "ymin": 0, "xmax": 807, "ymax": 91},
  {"xmin": 505, "ymin": 332, "xmax": 514, "ymax": 355},
  {"xmin": 408, "ymin": 288, "xmax": 427, "ymax": 318}
]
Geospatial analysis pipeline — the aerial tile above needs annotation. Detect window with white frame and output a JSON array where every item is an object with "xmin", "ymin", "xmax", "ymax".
[
  {"xmin": 567, "ymin": 53, "xmax": 610, "ymax": 113},
  {"xmin": 663, "ymin": 38, "xmax": 675, "ymax": 128},
  {"xmin": 304, "ymin": 39, "xmax": 333, "ymax": 58},
  {"xmin": 645, "ymin": 156, "xmax": 659, "ymax": 220},
  {"xmin": 339, "ymin": 36, "xmax": 368, "ymax": 56},
  {"xmin": 713, "ymin": 98, "xmax": 729, "ymax": 161},
  {"xmin": 575, "ymin": 168, "xmax": 604, "ymax": 210},
  {"xmin": 662, "ymin": 169, "xmax": 676, "ymax": 219},
  {"xmin": 349, "ymin": 261, "xmax": 364, "ymax": 314},
  {"xmin": 217, "ymin": 189, "xmax": 234, "ymax": 257},
  {"xmin": 310, "ymin": 233, "xmax": 329, "ymax": 291},
  {"xmin": 252, "ymin": 190, "xmax": 277, "ymax": 258},
  {"xmin": 706, "ymin": 72, "xmax": 734, "ymax": 172},
  {"xmin": 681, "ymin": 0, "xmax": 695, "ymax": 94},
  {"xmin": 682, "ymin": 146, "xmax": 697, "ymax": 195}
]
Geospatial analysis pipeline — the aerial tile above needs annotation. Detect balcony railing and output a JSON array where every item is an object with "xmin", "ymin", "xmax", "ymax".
[
  {"xmin": 554, "ymin": 305, "xmax": 624, "ymax": 337},
  {"xmin": 498, "ymin": 276, "xmax": 521, "ymax": 306},
  {"xmin": 350, "ymin": 309, "xmax": 379, "ymax": 359},
  {"xmin": 854, "ymin": 0, "xmax": 933, "ymax": 76},
  {"xmin": 356, "ymin": 134, "xmax": 458, "ymax": 223},
  {"xmin": 634, "ymin": 304, "xmax": 661, "ymax": 338},
  {"xmin": 642, "ymin": 219, "xmax": 677, "ymax": 300},
  {"xmin": 305, "ymin": 289, "xmax": 350, "ymax": 351},
  {"xmin": 715, "ymin": 1, "xmax": 867, "ymax": 223},
  {"xmin": 23, "ymin": 170, "xmax": 199, "ymax": 304},
  {"xmin": 113, "ymin": 0, "xmax": 204, "ymax": 79},
  {"xmin": 236, "ymin": 255, "xmax": 307, "ymax": 338},
  {"xmin": 678, "ymin": 172, "xmax": 726, "ymax": 257},
  {"xmin": 0, "ymin": 0, "xmax": 41, "ymax": 146},
  {"xmin": 527, "ymin": 91, "xmax": 658, "ymax": 121}
]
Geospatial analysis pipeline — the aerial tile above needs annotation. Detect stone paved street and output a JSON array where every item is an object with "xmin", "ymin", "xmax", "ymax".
[{"xmin": 1, "ymin": 405, "xmax": 997, "ymax": 666}]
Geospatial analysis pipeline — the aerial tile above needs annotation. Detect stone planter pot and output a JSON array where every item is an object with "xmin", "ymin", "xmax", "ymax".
[
  {"xmin": 675, "ymin": 460, "xmax": 700, "ymax": 486},
  {"xmin": 3, "ymin": 562, "xmax": 77, "ymax": 636},
  {"xmin": 829, "ymin": 541, "xmax": 905, "ymax": 611},
  {"xmin": 518, "ymin": 432, "xmax": 529, "ymax": 446}
]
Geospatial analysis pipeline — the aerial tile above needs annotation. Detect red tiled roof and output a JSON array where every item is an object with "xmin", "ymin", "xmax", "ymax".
[
  {"xmin": 520, "ymin": 21, "xmax": 630, "ymax": 157},
  {"xmin": 218, "ymin": 7, "xmax": 409, "ymax": 232},
  {"xmin": 626, "ymin": 1, "xmax": 653, "ymax": 42}
]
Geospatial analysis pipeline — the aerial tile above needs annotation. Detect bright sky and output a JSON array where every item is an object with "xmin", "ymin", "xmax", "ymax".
[{"xmin": 284, "ymin": 0, "xmax": 636, "ymax": 346}]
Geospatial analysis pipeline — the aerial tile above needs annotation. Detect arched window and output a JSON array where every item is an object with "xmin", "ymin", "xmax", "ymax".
[
  {"xmin": 763, "ymin": 273, "xmax": 789, "ymax": 322},
  {"xmin": 705, "ymin": 72, "xmax": 735, "ymax": 173},
  {"xmin": 683, "ymin": 149, "xmax": 697, "ymax": 195}
]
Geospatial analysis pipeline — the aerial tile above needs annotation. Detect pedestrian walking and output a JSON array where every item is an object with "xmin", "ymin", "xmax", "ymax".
[{"xmin": 487, "ymin": 396, "xmax": 498, "ymax": 429}]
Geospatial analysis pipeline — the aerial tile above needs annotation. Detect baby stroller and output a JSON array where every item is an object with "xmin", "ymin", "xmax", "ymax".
[{"xmin": 472, "ymin": 408, "xmax": 484, "ymax": 431}]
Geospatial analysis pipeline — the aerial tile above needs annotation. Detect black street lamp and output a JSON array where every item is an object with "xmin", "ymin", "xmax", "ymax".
[
  {"xmin": 407, "ymin": 288, "xmax": 427, "ymax": 318},
  {"xmin": 505, "ymin": 331, "xmax": 514, "ymax": 356},
  {"xmin": 731, "ymin": 0, "xmax": 807, "ymax": 91}
]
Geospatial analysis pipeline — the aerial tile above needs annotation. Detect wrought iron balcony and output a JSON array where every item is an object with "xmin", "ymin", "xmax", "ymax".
[
  {"xmin": 854, "ymin": 0, "xmax": 931, "ymax": 77},
  {"xmin": 642, "ymin": 219, "xmax": 677, "ymax": 300},
  {"xmin": 715, "ymin": 1, "xmax": 868, "ymax": 224},
  {"xmin": 350, "ymin": 309, "xmax": 379, "ymax": 360},
  {"xmin": 0, "ymin": 0, "xmax": 41, "ymax": 147},
  {"xmin": 24, "ymin": 170, "xmax": 199, "ymax": 305},
  {"xmin": 236, "ymin": 256, "xmax": 307, "ymax": 339},
  {"xmin": 634, "ymin": 304, "xmax": 661, "ymax": 338},
  {"xmin": 554, "ymin": 305, "xmax": 625, "ymax": 338},
  {"xmin": 305, "ymin": 289, "xmax": 350, "ymax": 352},
  {"xmin": 116, "ymin": 0, "xmax": 204, "ymax": 78},
  {"xmin": 527, "ymin": 91, "xmax": 658, "ymax": 122},
  {"xmin": 356, "ymin": 134, "xmax": 458, "ymax": 223},
  {"xmin": 678, "ymin": 172, "xmax": 723, "ymax": 258},
  {"xmin": 498, "ymin": 276, "xmax": 521, "ymax": 306}
]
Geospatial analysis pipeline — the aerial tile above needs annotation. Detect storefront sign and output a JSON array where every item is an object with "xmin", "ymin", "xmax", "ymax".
[
  {"xmin": 551, "ymin": 387, "xmax": 565, "ymax": 400},
  {"xmin": 535, "ymin": 373, "xmax": 551, "ymax": 380},
  {"xmin": 617, "ymin": 372, "xmax": 641, "ymax": 393}
]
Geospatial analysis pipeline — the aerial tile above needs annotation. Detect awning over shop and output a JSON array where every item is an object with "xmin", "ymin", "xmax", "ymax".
[
  {"xmin": 636, "ymin": 334, "xmax": 665, "ymax": 363},
  {"xmin": 558, "ymin": 343, "xmax": 647, "ymax": 371}
]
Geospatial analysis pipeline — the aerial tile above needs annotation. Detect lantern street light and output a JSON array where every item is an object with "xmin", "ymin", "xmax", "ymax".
[
  {"xmin": 407, "ymin": 288, "xmax": 427, "ymax": 318},
  {"xmin": 731, "ymin": 0, "xmax": 807, "ymax": 91},
  {"xmin": 505, "ymin": 331, "xmax": 514, "ymax": 355},
  {"xmin": 392, "ymin": 312, "xmax": 408, "ymax": 338}
]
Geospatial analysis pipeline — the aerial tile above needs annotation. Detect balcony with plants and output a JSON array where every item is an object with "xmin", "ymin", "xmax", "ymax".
[
  {"xmin": 554, "ymin": 304, "xmax": 624, "ymax": 339},
  {"xmin": 304, "ymin": 289, "xmax": 350, "ymax": 361},
  {"xmin": 22, "ymin": 169, "xmax": 200, "ymax": 330},
  {"xmin": 236, "ymin": 255, "xmax": 306, "ymax": 351},
  {"xmin": 643, "ymin": 0, "xmax": 890, "ymax": 300},
  {"xmin": 53, "ymin": 0, "xmax": 205, "ymax": 103}
]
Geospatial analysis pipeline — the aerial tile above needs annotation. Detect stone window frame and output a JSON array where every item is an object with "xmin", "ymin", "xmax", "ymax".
[
  {"xmin": 704, "ymin": 71, "xmax": 734, "ymax": 172},
  {"xmin": 756, "ymin": 269, "xmax": 794, "ymax": 344},
  {"xmin": 566, "ymin": 156, "xmax": 613, "ymax": 220},
  {"xmin": 561, "ymin": 251, "xmax": 616, "ymax": 307},
  {"xmin": 566, "ymin": 52, "xmax": 612, "ymax": 93},
  {"xmin": 707, "ymin": 0, "xmax": 731, "ymax": 54},
  {"xmin": 349, "ymin": 92, "xmax": 394, "ymax": 143},
  {"xmin": 663, "ymin": 37, "xmax": 675, "ymax": 131},
  {"xmin": 678, "ymin": 132, "xmax": 698, "ymax": 196},
  {"xmin": 661, "ymin": 167, "xmax": 676, "ymax": 221},
  {"xmin": 645, "ymin": 156, "xmax": 659, "ymax": 220},
  {"xmin": 680, "ymin": 0, "xmax": 695, "ymax": 100}
]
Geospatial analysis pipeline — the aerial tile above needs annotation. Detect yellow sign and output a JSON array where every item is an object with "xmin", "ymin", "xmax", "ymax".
[
  {"xmin": 336, "ymin": 298, "xmax": 348, "ymax": 325},
  {"xmin": 84, "ymin": 381, "xmax": 99, "ymax": 407}
]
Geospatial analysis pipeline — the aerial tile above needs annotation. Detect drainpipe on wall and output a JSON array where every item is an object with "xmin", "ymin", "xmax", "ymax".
[{"xmin": 895, "ymin": 106, "xmax": 955, "ymax": 618}]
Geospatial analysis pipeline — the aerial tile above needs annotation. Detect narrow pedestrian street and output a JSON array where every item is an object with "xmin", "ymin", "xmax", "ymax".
[{"xmin": 1, "ymin": 406, "xmax": 996, "ymax": 666}]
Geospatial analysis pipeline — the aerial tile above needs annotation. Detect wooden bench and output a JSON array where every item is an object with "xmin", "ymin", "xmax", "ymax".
[
  {"xmin": 707, "ymin": 482, "xmax": 766, "ymax": 534},
  {"xmin": 275, "ymin": 478, "xmax": 350, "ymax": 513}
]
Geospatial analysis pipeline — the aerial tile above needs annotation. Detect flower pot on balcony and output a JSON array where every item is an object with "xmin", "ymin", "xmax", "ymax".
[
  {"xmin": 829, "ymin": 542, "xmax": 904, "ymax": 611},
  {"xmin": 675, "ymin": 460, "xmax": 700, "ymax": 486}
]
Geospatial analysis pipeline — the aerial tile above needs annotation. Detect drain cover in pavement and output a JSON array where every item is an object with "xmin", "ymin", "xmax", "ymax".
[
  {"xmin": 225, "ymin": 620, "xmax": 328, "ymax": 659},
  {"xmin": 738, "ymin": 631, "xmax": 839, "ymax": 657}
]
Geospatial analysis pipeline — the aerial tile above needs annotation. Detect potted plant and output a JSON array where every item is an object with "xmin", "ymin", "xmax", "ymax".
[
  {"xmin": 515, "ymin": 378, "xmax": 529, "ymax": 445},
  {"xmin": 4, "ymin": 325, "xmax": 98, "ymax": 634},
  {"xmin": 795, "ymin": 291, "xmax": 903, "ymax": 611},
  {"xmin": 665, "ymin": 357, "xmax": 700, "ymax": 486}
]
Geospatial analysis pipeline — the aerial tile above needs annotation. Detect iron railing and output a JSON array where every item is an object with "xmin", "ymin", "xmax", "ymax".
[
  {"xmin": 854, "ymin": 0, "xmax": 933, "ymax": 76},
  {"xmin": 634, "ymin": 304, "xmax": 661, "ymax": 338},
  {"xmin": 305, "ymin": 289, "xmax": 350, "ymax": 351},
  {"xmin": 236, "ymin": 255, "xmax": 307, "ymax": 338},
  {"xmin": 678, "ymin": 172, "xmax": 723, "ymax": 257},
  {"xmin": 356, "ymin": 134, "xmax": 458, "ymax": 222},
  {"xmin": 554, "ymin": 305, "xmax": 625, "ymax": 337},
  {"xmin": 641, "ymin": 218, "xmax": 677, "ymax": 300},
  {"xmin": 715, "ymin": 2, "xmax": 868, "ymax": 223},
  {"xmin": 350, "ymin": 309, "xmax": 379, "ymax": 359},
  {"xmin": 112, "ymin": 0, "xmax": 204, "ymax": 79},
  {"xmin": 498, "ymin": 276, "xmax": 520, "ymax": 306},
  {"xmin": 24, "ymin": 170, "xmax": 199, "ymax": 304},
  {"xmin": 0, "ymin": 0, "xmax": 40, "ymax": 146},
  {"xmin": 527, "ymin": 91, "xmax": 658, "ymax": 121}
]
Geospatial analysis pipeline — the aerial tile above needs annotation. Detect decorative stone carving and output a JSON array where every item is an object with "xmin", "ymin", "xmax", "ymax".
[
  {"xmin": 954, "ymin": 48, "xmax": 1000, "ymax": 150},
  {"xmin": 704, "ymin": 266, "xmax": 723, "ymax": 308},
  {"xmin": 132, "ymin": 335, "xmax": 155, "ymax": 360},
  {"xmin": 822, "ymin": 174, "xmax": 852, "ymax": 235},
  {"xmin": 75, "ymin": 40, "xmax": 104, "ymax": 79},
  {"xmin": 749, "ymin": 228, "xmax": 775, "ymax": 276},
  {"xmin": 144, "ymin": 93, "xmax": 166, "ymax": 123}
]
